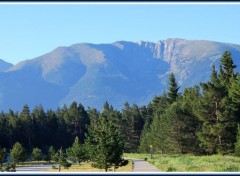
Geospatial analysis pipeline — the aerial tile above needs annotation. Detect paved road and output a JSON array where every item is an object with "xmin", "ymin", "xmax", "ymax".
[
  {"xmin": 14, "ymin": 160, "xmax": 161, "ymax": 172},
  {"xmin": 15, "ymin": 164, "xmax": 55, "ymax": 172},
  {"xmin": 132, "ymin": 159, "xmax": 161, "ymax": 172}
]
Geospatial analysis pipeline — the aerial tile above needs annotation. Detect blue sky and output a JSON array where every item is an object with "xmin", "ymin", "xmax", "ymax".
[{"xmin": 0, "ymin": 3, "xmax": 240, "ymax": 64}]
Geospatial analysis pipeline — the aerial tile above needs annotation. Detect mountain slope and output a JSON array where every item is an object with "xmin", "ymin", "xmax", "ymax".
[
  {"xmin": 0, "ymin": 59, "xmax": 13, "ymax": 72},
  {"xmin": 1, "ymin": 38, "xmax": 240, "ymax": 111}
]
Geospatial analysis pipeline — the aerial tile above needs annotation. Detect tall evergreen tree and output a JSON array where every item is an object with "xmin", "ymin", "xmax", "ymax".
[
  {"xmin": 196, "ymin": 64, "xmax": 237, "ymax": 154},
  {"xmin": 229, "ymin": 74, "xmax": 240, "ymax": 105},
  {"xmin": 18, "ymin": 105, "xmax": 33, "ymax": 151},
  {"xmin": 167, "ymin": 73, "xmax": 180, "ymax": 103},
  {"xmin": 32, "ymin": 105, "xmax": 46, "ymax": 149},
  {"xmin": 87, "ymin": 108, "xmax": 99, "ymax": 130},
  {"xmin": 7, "ymin": 110, "xmax": 18, "ymax": 148},
  {"xmin": 45, "ymin": 110, "xmax": 58, "ymax": 148},
  {"xmin": 219, "ymin": 51, "xmax": 236, "ymax": 85},
  {"xmin": 122, "ymin": 103, "xmax": 144, "ymax": 152},
  {"xmin": 139, "ymin": 104, "xmax": 154, "ymax": 152},
  {"xmin": 64, "ymin": 102, "xmax": 90, "ymax": 144},
  {"xmin": 0, "ymin": 113, "xmax": 9, "ymax": 149}
]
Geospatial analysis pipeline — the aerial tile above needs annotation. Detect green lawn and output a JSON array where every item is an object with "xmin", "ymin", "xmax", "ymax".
[
  {"xmin": 124, "ymin": 153, "xmax": 240, "ymax": 172},
  {"xmin": 46, "ymin": 160, "xmax": 133, "ymax": 172}
]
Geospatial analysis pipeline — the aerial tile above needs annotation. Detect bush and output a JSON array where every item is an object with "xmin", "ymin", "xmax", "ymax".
[
  {"xmin": 2, "ymin": 162, "xmax": 16, "ymax": 172},
  {"xmin": 32, "ymin": 148, "xmax": 42, "ymax": 161},
  {"xmin": 167, "ymin": 166, "xmax": 177, "ymax": 172}
]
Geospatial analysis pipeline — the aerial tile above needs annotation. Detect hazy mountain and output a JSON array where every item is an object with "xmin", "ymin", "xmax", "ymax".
[
  {"xmin": 1, "ymin": 38, "xmax": 240, "ymax": 112},
  {"xmin": 0, "ymin": 59, "xmax": 13, "ymax": 72}
]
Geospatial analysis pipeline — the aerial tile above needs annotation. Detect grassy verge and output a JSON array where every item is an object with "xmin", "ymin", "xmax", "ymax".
[
  {"xmin": 124, "ymin": 153, "xmax": 240, "ymax": 172},
  {"xmin": 46, "ymin": 160, "xmax": 133, "ymax": 172}
]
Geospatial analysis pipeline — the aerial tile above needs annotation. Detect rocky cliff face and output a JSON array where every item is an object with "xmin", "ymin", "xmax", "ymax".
[{"xmin": 0, "ymin": 38, "xmax": 240, "ymax": 111}]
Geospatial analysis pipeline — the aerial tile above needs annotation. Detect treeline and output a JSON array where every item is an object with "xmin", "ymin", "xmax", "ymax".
[
  {"xmin": 0, "ymin": 51, "xmax": 240, "ymax": 157},
  {"xmin": 0, "ymin": 98, "xmax": 146, "ymax": 154},
  {"xmin": 140, "ymin": 51, "xmax": 240, "ymax": 155}
]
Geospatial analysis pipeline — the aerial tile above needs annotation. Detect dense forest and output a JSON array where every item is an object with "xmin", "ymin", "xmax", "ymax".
[{"xmin": 0, "ymin": 51, "xmax": 240, "ymax": 157}]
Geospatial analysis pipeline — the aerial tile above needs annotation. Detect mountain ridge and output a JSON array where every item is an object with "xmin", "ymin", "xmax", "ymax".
[{"xmin": 0, "ymin": 38, "xmax": 240, "ymax": 112}]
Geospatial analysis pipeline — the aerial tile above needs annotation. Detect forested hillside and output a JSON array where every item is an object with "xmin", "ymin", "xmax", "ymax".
[{"xmin": 0, "ymin": 51, "xmax": 240, "ymax": 157}]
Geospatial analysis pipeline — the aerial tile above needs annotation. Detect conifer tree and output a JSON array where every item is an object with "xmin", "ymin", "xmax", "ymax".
[
  {"xmin": 32, "ymin": 147, "xmax": 42, "ymax": 161},
  {"xmin": 122, "ymin": 103, "xmax": 144, "ymax": 152},
  {"xmin": 66, "ymin": 136, "xmax": 84, "ymax": 165},
  {"xmin": 10, "ymin": 142, "xmax": 27, "ymax": 164},
  {"xmin": 196, "ymin": 64, "xmax": 237, "ymax": 154},
  {"xmin": 167, "ymin": 73, "xmax": 180, "ymax": 103},
  {"xmin": 87, "ymin": 108, "xmax": 99, "ymax": 130},
  {"xmin": 219, "ymin": 51, "xmax": 236, "ymax": 85},
  {"xmin": 85, "ymin": 115, "xmax": 124, "ymax": 172},
  {"xmin": 32, "ymin": 105, "xmax": 46, "ymax": 149},
  {"xmin": 19, "ymin": 105, "xmax": 33, "ymax": 151},
  {"xmin": 229, "ymin": 74, "xmax": 240, "ymax": 105}
]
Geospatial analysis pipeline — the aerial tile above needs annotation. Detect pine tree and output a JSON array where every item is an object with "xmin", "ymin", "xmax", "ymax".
[
  {"xmin": 151, "ymin": 92, "xmax": 170, "ymax": 115},
  {"xmin": 7, "ymin": 110, "xmax": 17, "ymax": 148},
  {"xmin": 87, "ymin": 108, "xmax": 99, "ymax": 130},
  {"xmin": 31, "ymin": 147, "xmax": 42, "ymax": 161},
  {"xmin": 122, "ymin": 103, "xmax": 144, "ymax": 152},
  {"xmin": 219, "ymin": 51, "xmax": 236, "ymax": 85},
  {"xmin": 139, "ymin": 104, "xmax": 154, "ymax": 152},
  {"xmin": 48, "ymin": 146, "xmax": 57, "ymax": 162},
  {"xmin": 64, "ymin": 102, "xmax": 90, "ymax": 144},
  {"xmin": 31, "ymin": 105, "xmax": 46, "ymax": 149},
  {"xmin": 45, "ymin": 110, "xmax": 58, "ymax": 148},
  {"xmin": 10, "ymin": 142, "xmax": 27, "ymax": 164},
  {"xmin": 178, "ymin": 86, "xmax": 202, "ymax": 154},
  {"xmin": 167, "ymin": 73, "xmax": 180, "ymax": 103},
  {"xmin": 19, "ymin": 105, "xmax": 33, "ymax": 151},
  {"xmin": 85, "ymin": 115, "xmax": 124, "ymax": 172},
  {"xmin": 55, "ymin": 148, "xmax": 71, "ymax": 171},
  {"xmin": 0, "ymin": 113, "xmax": 10, "ymax": 149},
  {"xmin": 196, "ymin": 64, "xmax": 237, "ymax": 154},
  {"xmin": 66, "ymin": 136, "xmax": 84, "ymax": 165},
  {"xmin": 229, "ymin": 74, "xmax": 240, "ymax": 105},
  {"xmin": 55, "ymin": 107, "xmax": 71, "ymax": 149}
]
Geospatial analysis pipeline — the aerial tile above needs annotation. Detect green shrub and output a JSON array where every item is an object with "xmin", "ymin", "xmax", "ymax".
[{"xmin": 167, "ymin": 166, "xmax": 176, "ymax": 172}]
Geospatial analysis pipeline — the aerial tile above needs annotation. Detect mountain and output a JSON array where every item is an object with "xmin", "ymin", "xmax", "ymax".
[
  {"xmin": 0, "ymin": 59, "xmax": 13, "ymax": 72},
  {"xmin": 1, "ymin": 38, "xmax": 240, "ymax": 112}
]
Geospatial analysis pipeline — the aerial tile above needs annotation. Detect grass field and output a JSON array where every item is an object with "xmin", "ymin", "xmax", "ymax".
[
  {"xmin": 124, "ymin": 153, "xmax": 240, "ymax": 172},
  {"xmin": 46, "ymin": 160, "xmax": 133, "ymax": 172}
]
